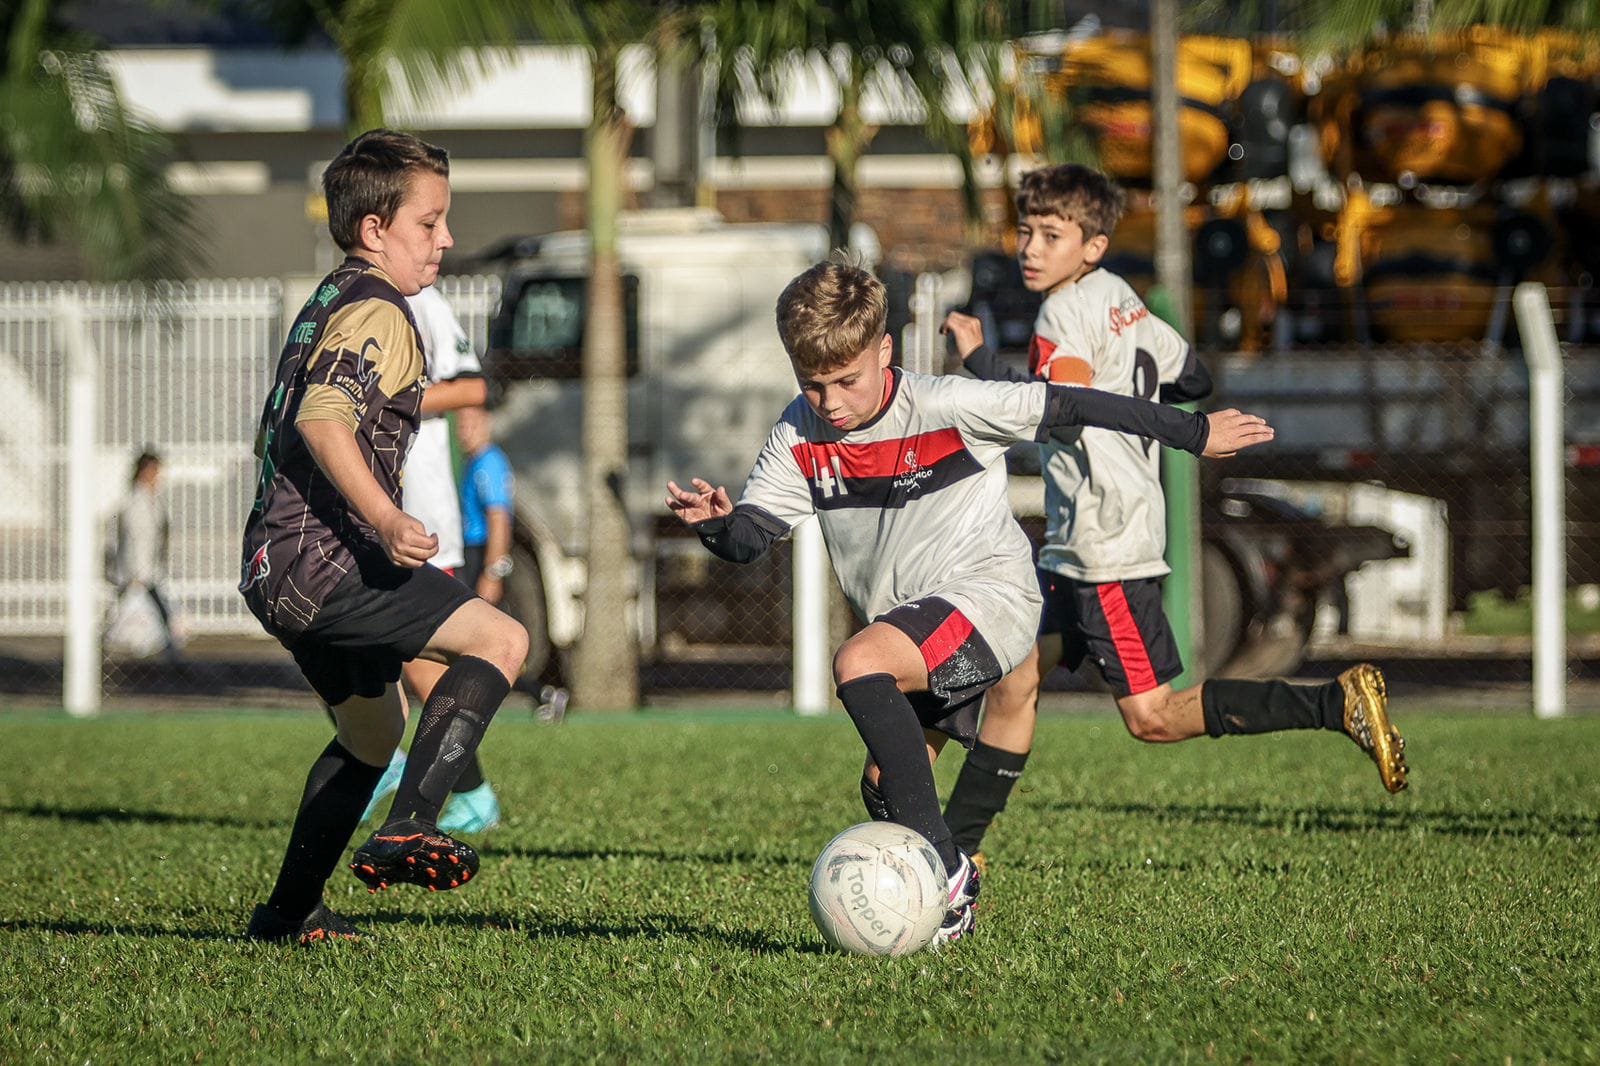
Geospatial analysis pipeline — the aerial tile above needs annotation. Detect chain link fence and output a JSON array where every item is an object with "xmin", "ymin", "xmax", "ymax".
[{"xmin": 3, "ymin": 272, "xmax": 1596, "ymax": 711}]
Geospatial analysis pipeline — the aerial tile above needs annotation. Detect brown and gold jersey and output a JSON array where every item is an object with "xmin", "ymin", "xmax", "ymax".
[{"xmin": 239, "ymin": 257, "xmax": 426, "ymax": 637}]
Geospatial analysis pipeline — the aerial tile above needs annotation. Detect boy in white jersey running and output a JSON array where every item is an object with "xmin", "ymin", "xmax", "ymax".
[
  {"xmin": 358, "ymin": 285, "xmax": 503, "ymax": 834},
  {"xmin": 666, "ymin": 260, "xmax": 1273, "ymax": 944},
  {"xmin": 940, "ymin": 164, "xmax": 1410, "ymax": 871}
]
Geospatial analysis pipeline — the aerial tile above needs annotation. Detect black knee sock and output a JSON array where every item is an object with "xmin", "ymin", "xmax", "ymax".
[
  {"xmin": 943, "ymin": 741, "xmax": 1030, "ymax": 855},
  {"xmin": 1201, "ymin": 678, "xmax": 1345, "ymax": 737},
  {"xmin": 837, "ymin": 674, "xmax": 960, "ymax": 875},
  {"xmin": 860, "ymin": 774, "xmax": 892, "ymax": 822},
  {"xmin": 451, "ymin": 753, "xmax": 486, "ymax": 794},
  {"xmin": 385, "ymin": 656, "xmax": 509, "ymax": 827},
  {"xmin": 265, "ymin": 739, "xmax": 385, "ymax": 921}
]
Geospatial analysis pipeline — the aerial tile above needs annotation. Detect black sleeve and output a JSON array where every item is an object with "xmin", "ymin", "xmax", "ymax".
[
  {"xmin": 1159, "ymin": 347, "xmax": 1213, "ymax": 403},
  {"xmin": 1039, "ymin": 384, "xmax": 1210, "ymax": 455},
  {"xmin": 691, "ymin": 504, "xmax": 791, "ymax": 564},
  {"xmin": 961, "ymin": 345, "xmax": 1032, "ymax": 384}
]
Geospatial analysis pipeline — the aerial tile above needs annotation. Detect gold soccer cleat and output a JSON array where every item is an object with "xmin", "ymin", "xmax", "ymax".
[
  {"xmin": 1337, "ymin": 663, "xmax": 1408, "ymax": 793},
  {"xmin": 971, "ymin": 852, "xmax": 989, "ymax": 879}
]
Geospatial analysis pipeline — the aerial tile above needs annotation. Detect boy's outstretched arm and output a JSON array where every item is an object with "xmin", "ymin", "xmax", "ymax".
[
  {"xmin": 1043, "ymin": 385, "xmax": 1274, "ymax": 459},
  {"xmin": 942, "ymin": 311, "xmax": 1031, "ymax": 384},
  {"xmin": 667, "ymin": 478, "xmax": 789, "ymax": 564}
]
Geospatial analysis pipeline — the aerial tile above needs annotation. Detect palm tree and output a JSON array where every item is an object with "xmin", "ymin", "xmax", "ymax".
[
  {"xmin": 708, "ymin": 1, "xmax": 1009, "ymax": 251},
  {"xmin": 256, "ymin": 2, "xmax": 673, "ymax": 711},
  {"xmin": 1295, "ymin": 0, "xmax": 1600, "ymax": 42},
  {"xmin": 0, "ymin": 0, "xmax": 198, "ymax": 278}
]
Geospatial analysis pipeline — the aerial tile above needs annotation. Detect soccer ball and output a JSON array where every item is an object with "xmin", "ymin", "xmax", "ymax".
[{"xmin": 808, "ymin": 821, "xmax": 949, "ymax": 956}]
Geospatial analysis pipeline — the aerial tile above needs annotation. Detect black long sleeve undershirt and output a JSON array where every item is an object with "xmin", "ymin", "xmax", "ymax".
[
  {"xmin": 963, "ymin": 345, "xmax": 1209, "ymax": 453},
  {"xmin": 692, "ymin": 504, "xmax": 789, "ymax": 565},
  {"xmin": 962, "ymin": 345, "xmax": 1081, "ymax": 445},
  {"xmin": 961, "ymin": 345, "xmax": 1032, "ymax": 385},
  {"xmin": 693, "ymin": 376, "xmax": 1209, "ymax": 566},
  {"xmin": 1160, "ymin": 346, "xmax": 1213, "ymax": 404},
  {"xmin": 1039, "ymin": 383, "xmax": 1210, "ymax": 454}
]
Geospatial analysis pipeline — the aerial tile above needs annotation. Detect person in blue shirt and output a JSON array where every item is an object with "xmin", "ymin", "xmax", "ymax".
[{"xmin": 455, "ymin": 405, "xmax": 516, "ymax": 600}]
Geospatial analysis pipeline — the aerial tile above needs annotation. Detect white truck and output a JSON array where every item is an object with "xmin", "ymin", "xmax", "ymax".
[{"xmin": 479, "ymin": 210, "xmax": 878, "ymax": 681}]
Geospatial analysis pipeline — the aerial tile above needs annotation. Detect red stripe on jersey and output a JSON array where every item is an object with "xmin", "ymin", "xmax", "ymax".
[
  {"xmin": 1096, "ymin": 582, "xmax": 1159, "ymax": 694},
  {"xmin": 1028, "ymin": 333, "xmax": 1058, "ymax": 376},
  {"xmin": 918, "ymin": 609, "xmax": 975, "ymax": 673},
  {"xmin": 789, "ymin": 427, "xmax": 967, "ymax": 480}
]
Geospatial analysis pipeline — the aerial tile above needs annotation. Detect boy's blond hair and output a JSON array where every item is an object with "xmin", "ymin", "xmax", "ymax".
[
  {"xmin": 1016, "ymin": 164, "xmax": 1126, "ymax": 241},
  {"xmin": 322, "ymin": 128, "xmax": 450, "ymax": 253},
  {"xmin": 775, "ymin": 260, "xmax": 888, "ymax": 376}
]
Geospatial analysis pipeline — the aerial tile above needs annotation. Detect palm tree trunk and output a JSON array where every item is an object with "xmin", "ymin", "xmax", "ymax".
[
  {"xmin": 571, "ymin": 41, "xmax": 640, "ymax": 712},
  {"xmin": 825, "ymin": 59, "xmax": 877, "ymax": 253}
]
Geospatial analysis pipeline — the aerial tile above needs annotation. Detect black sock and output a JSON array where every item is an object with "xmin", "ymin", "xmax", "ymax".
[
  {"xmin": 943, "ymin": 741, "xmax": 1030, "ymax": 855},
  {"xmin": 451, "ymin": 753, "xmax": 486, "ymax": 794},
  {"xmin": 837, "ymin": 674, "xmax": 960, "ymax": 875},
  {"xmin": 1202, "ymin": 678, "xmax": 1346, "ymax": 737},
  {"xmin": 385, "ymin": 656, "xmax": 510, "ymax": 827},
  {"xmin": 860, "ymin": 774, "xmax": 892, "ymax": 822},
  {"xmin": 265, "ymin": 739, "xmax": 385, "ymax": 921}
]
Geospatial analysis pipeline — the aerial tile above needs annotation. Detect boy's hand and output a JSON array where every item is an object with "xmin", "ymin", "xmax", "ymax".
[
  {"xmin": 1202, "ymin": 409, "xmax": 1275, "ymax": 458},
  {"xmin": 666, "ymin": 478, "xmax": 733, "ymax": 525},
  {"xmin": 940, "ymin": 311, "xmax": 986, "ymax": 359},
  {"xmin": 375, "ymin": 509, "xmax": 439, "ymax": 568}
]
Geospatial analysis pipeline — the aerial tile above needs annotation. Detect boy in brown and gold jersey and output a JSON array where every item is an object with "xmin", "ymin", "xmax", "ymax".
[{"xmin": 241, "ymin": 129, "xmax": 529, "ymax": 945}]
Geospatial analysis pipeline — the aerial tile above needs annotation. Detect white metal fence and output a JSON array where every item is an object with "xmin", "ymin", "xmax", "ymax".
[{"xmin": 0, "ymin": 274, "xmax": 502, "ymax": 646}]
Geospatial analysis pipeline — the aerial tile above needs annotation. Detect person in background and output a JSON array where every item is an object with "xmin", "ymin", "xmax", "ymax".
[
  {"xmin": 359, "ymin": 285, "xmax": 504, "ymax": 835},
  {"xmin": 455, "ymin": 405, "xmax": 515, "ymax": 608},
  {"xmin": 109, "ymin": 449, "xmax": 183, "ymax": 660}
]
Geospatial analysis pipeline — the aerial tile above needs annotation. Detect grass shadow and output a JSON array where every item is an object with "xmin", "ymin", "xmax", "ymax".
[
  {"xmin": 481, "ymin": 842, "xmax": 806, "ymax": 867},
  {"xmin": 0, "ymin": 803, "xmax": 280, "ymax": 831},
  {"xmin": 361, "ymin": 909, "xmax": 821, "ymax": 954},
  {"xmin": 1045, "ymin": 798, "xmax": 1600, "ymax": 840},
  {"xmin": 0, "ymin": 917, "xmax": 237, "ymax": 943}
]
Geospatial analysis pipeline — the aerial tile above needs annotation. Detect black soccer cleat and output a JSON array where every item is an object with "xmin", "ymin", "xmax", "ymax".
[
  {"xmin": 350, "ymin": 819, "xmax": 480, "ymax": 893},
  {"xmin": 246, "ymin": 901, "xmax": 363, "ymax": 945}
]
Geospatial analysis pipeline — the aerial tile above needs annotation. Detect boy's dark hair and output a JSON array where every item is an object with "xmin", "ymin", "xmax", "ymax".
[
  {"xmin": 322, "ymin": 129, "xmax": 450, "ymax": 253},
  {"xmin": 1016, "ymin": 164, "xmax": 1126, "ymax": 241},
  {"xmin": 132, "ymin": 448, "xmax": 161, "ymax": 483},
  {"xmin": 775, "ymin": 260, "xmax": 888, "ymax": 376}
]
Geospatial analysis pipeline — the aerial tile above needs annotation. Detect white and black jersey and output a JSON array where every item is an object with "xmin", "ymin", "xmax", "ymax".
[
  {"xmin": 402, "ymin": 286, "xmax": 483, "ymax": 571},
  {"xmin": 967, "ymin": 268, "xmax": 1213, "ymax": 583},
  {"xmin": 693, "ymin": 368, "xmax": 1212, "ymax": 675}
]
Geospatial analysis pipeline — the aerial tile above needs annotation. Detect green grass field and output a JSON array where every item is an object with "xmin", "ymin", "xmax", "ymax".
[{"xmin": 2, "ymin": 709, "xmax": 1596, "ymax": 1063}]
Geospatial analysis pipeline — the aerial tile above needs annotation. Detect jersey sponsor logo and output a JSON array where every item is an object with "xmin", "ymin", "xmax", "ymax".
[
  {"xmin": 239, "ymin": 542, "xmax": 271, "ymax": 591},
  {"xmin": 790, "ymin": 428, "xmax": 983, "ymax": 510},
  {"xmin": 1108, "ymin": 299, "xmax": 1150, "ymax": 337}
]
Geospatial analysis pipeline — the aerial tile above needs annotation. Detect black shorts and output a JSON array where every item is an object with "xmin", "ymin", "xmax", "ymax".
[
  {"xmin": 287, "ymin": 560, "xmax": 476, "ymax": 706},
  {"xmin": 460, "ymin": 544, "xmax": 485, "ymax": 590},
  {"xmin": 876, "ymin": 596, "xmax": 1004, "ymax": 749},
  {"xmin": 1038, "ymin": 570, "xmax": 1183, "ymax": 698}
]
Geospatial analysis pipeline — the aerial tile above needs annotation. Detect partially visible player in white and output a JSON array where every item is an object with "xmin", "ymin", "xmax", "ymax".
[
  {"xmin": 938, "ymin": 163, "xmax": 1409, "ymax": 876},
  {"xmin": 361, "ymin": 284, "xmax": 503, "ymax": 833}
]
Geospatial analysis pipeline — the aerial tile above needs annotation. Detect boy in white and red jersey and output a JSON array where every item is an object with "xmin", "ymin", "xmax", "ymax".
[
  {"xmin": 666, "ymin": 260, "xmax": 1274, "ymax": 945},
  {"xmin": 940, "ymin": 164, "xmax": 1410, "ymax": 870}
]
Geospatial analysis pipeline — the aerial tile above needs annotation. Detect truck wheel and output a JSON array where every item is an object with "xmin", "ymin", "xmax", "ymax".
[
  {"xmin": 501, "ymin": 541, "xmax": 552, "ymax": 685},
  {"xmin": 1200, "ymin": 541, "xmax": 1246, "ymax": 677}
]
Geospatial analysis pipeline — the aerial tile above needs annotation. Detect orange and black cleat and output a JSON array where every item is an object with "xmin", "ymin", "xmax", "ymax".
[
  {"xmin": 349, "ymin": 819, "xmax": 480, "ymax": 892},
  {"xmin": 246, "ymin": 901, "xmax": 363, "ymax": 946}
]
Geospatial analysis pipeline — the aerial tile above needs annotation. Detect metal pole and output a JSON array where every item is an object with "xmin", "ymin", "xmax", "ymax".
[
  {"xmin": 792, "ymin": 516, "xmax": 831, "ymax": 715},
  {"xmin": 1152, "ymin": 0, "xmax": 1204, "ymax": 684},
  {"xmin": 1514, "ymin": 282, "xmax": 1567, "ymax": 718},
  {"xmin": 58, "ymin": 295, "xmax": 101, "ymax": 717}
]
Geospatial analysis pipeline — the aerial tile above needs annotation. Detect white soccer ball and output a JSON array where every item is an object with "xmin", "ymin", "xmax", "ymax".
[{"xmin": 808, "ymin": 821, "xmax": 949, "ymax": 956}]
